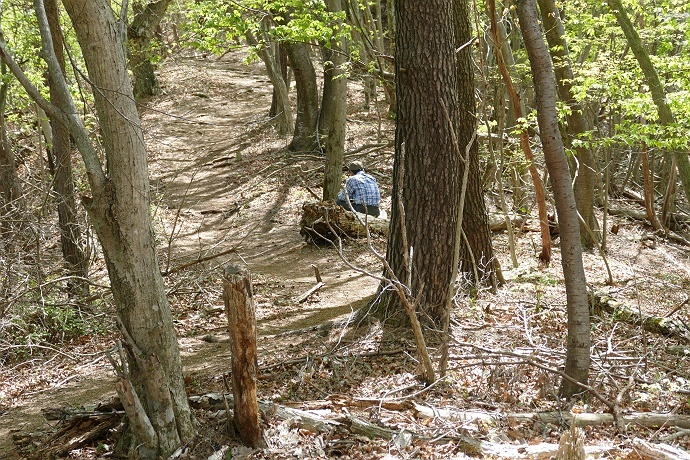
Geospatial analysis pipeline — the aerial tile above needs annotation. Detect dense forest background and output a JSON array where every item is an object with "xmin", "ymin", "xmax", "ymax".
[{"xmin": 1, "ymin": 0, "xmax": 690, "ymax": 458}]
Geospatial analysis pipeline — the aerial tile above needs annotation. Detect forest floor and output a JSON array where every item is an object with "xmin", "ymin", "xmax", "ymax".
[{"xmin": 2, "ymin": 49, "xmax": 690, "ymax": 459}]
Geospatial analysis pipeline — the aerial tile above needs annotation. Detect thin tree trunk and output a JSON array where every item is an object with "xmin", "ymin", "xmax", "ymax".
[
  {"xmin": 488, "ymin": 0, "xmax": 551, "ymax": 264},
  {"xmin": 537, "ymin": 0, "xmax": 599, "ymax": 248},
  {"xmin": 285, "ymin": 42, "xmax": 320, "ymax": 153},
  {"xmin": 246, "ymin": 29, "xmax": 292, "ymax": 135},
  {"xmin": 268, "ymin": 43, "xmax": 289, "ymax": 120},
  {"xmin": 0, "ymin": 42, "xmax": 24, "ymax": 297},
  {"xmin": 641, "ymin": 145, "xmax": 663, "ymax": 230},
  {"xmin": 128, "ymin": 0, "xmax": 172, "ymax": 99},
  {"xmin": 455, "ymin": 0, "xmax": 498, "ymax": 290},
  {"xmin": 607, "ymin": 0, "xmax": 690, "ymax": 204},
  {"xmin": 45, "ymin": 0, "xmax": 89, "ymax": 296},
  {"xmin": 322, "ymin": 0, "xmax": 348, "ymax": 201},
  {"xmin": 516, "ymin": 0, "xmax": 590, "ymax": 399},
  {"xmin": 0, "ymin": 60, "xmax": 23, "ymax": 243}
]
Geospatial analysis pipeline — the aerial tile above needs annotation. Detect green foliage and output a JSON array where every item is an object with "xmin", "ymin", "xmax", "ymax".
[
  {"xmin": 178, "ymin": 0, "xmax": 350, "ymax": 57},
  {"xmin": 1, "ymin": 1, "xmax": 45, "ymax": 111},
  {"xmin": 1, "ymin": 0, "xmax": 87, "ymax": 137},
  {"xmin": 558, "ymin": 0, "xmax": 690, "ymax": 154}
]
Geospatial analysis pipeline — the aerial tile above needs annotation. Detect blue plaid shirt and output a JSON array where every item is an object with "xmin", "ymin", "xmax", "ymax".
[{"xmin": 338, "ymin": 171, "xmax": 380, "ymax": 206}]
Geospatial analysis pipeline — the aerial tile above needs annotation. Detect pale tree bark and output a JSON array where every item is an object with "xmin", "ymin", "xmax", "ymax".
[
  {"xmin": 268, "ymin": 43, "xmax": 290, "ymax": 120},
  {"xmin": 44, "ymin": 0, "xmax": 90, "ymax": 296},
  {"xmin": 128, "ymin": 0, "xmax": 172, "ymax": 99},
  {"xmin": 516, "ymin": 0, "xmax": 590, "ymax": 399},
  {"xmin": 607, "ymin": 0, "xmax": 690, "ymax": 205},
  {"xmin": 321, "ymin": 0, "xmax": 348, "ymax": 201},
  {"xmin": 0, "ymin": 0, "xmax": 195, "ymax": 457},
  {"xmin": 487, "ymin": 0, "xmax": 551, "ymax": 264},
  {"xmin": 285, "ymin": 42, "xmax": 320, "ymax": 153},
  {"xmin": 537, "ymin": 0, "xmax": 599, "ymax": 248}
]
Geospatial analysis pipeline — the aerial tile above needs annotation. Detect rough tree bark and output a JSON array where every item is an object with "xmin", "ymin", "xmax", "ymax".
[
  {"xmin": 456, "ymin": 0, "xmax": 498, "ymax": 288},
  {"xmin": 321, "ymin": 0, "xmax": 348, "ymax": 201},
  {"xmin": 0, "ymin": 57, "xmax": 23, "ymax": 247},
  {"xmin": 516, "ymin": 0, "xmax": 591, "ymax": 399},
  {"xmin": 537, "ymin": 0, "xmax": 599, "ymax": 248},
  {"xmin": 378, "ymin": 0, "xmax": 495, "ymax": 324},
  {"xmin": 285, "ymin": 42, "xmax": 320, "ymax": 153},
  {"xmin": 0, "ymin": 0, "xmax": 195, "ymax": 457},
  {"xmin": 44, "ymin": 0, "xmax": 90, "ymax": 296},
  {"xmin": 0, "ymin": 41, "xmax": 24, "ymax": 298}
]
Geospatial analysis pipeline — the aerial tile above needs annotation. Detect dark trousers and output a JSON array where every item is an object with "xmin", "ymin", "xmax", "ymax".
[{"xmin": 336, "ymin": 198, "xmax": 380, "ymax": 218}]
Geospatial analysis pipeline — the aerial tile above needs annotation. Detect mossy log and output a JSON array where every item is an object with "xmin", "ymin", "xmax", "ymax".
[
  {"xmin": 299, "ymin": 201, "xmax": 388, "ymax": 243},
  {"xmin": 591, "ymin": 292, "xmax": 690, "ymax": 342}
]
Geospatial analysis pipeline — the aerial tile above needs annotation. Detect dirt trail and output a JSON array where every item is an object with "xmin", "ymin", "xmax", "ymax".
[
  {"xmin": 143, "ymin": 53, "xmax": 381, "ymax": 332},
  {"xmin": 0, "ymin": 51, "xmax": 381, "ymax": 457}
]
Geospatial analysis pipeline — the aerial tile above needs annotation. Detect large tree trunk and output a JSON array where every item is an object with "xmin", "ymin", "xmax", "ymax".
[
  {"xmin": 378, "ymin": 0, "xmax": 492, "ymax": 324},
  {"xmin": 321, "ymin": 0, "xmax": 348, "ymax": 201},
  {"xmin": 128, "ymin": 0, "xmax": 172, "ymax": 99},
  {"xmin": 26, "ymin": 0, "xmax": 195, "ymax": 456},
  {"xmin": 607, "ymin": 0, "xmax": 690, "ymax": 205},
  {"xmin": 537, "ymin": 0, "xmax": 599, "ymax": 248},
  {"xmin": 285, "ymin": 42, "xmax": 320, "ymax": 153},
  {"xmin": 516, "ymin": 0, "xmax": 590, "ymax": 399},
  {"xmin": 44, "ymin": 0, "xmax": 89, "ymax": 296},
  {"xmin": 457, "ymin": 0, "xmax": 497, "ymax": 288}
]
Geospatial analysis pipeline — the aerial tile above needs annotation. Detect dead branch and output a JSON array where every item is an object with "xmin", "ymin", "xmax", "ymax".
[{"xmin": 294, "ymin": 282, "xmax": 324, "ymax": 303}]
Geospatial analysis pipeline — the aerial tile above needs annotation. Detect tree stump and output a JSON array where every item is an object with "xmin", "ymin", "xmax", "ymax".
[
  {"xmin": 222, "ymin": 265, "xmax": 263, "ymax": 448},
  {"xmin": 299, "ymin": 201, "xmax": 388, "ymax": 244}
]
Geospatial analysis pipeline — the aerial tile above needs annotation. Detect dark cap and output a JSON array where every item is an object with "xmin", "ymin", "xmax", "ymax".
[{"xmin": 343, "ymin": 160, "xmax": 364, "ymax": 173}]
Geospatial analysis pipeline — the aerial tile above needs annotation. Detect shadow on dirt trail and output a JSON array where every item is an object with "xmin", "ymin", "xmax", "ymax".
[{"xmin": 1, "ymin": 51, "xmax": 384, "ymax": 457}]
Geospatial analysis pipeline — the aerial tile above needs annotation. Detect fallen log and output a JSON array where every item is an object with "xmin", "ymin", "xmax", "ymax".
[
  {"xmin": 414, "ymin": 403, "xmax": 690, "ymax": 429},
  {"xmin": 299, "ymin": 201, "xmax": 388, "ymax": 243},
  {"xmin": 591, "ymin": 292, "xmax": 690, "ymax": 343},
  {"xmin": 189, "ymin": 393, "xmax": 625, "ymax": 458},
  {"xmin": 294, "ymin": 282, "xmax": 324, "ymax": 303},
  {"xmin": 25, "ymin": 404, "xmax": 123, "ymax": 459},
  {"xmin": 488, "ymin": 213, "xmax": 525, "ymax": 232},
  {"xmin": 189, "ymin": 393, "xmax": 341, "ymax": 434}
]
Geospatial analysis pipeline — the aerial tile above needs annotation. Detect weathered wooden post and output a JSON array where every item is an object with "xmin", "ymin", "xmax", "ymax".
[{"xmin": 222, "ymin": 264, "xmax": 263, "ymax": 448}]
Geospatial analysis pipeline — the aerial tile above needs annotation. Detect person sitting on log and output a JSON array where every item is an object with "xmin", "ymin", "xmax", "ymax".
[{"xmin": 336, "ymin": 160, "xmax": 381, "ymax": 218}]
